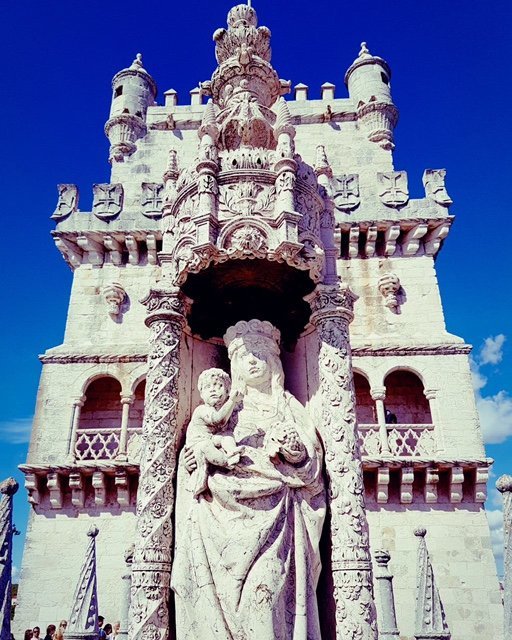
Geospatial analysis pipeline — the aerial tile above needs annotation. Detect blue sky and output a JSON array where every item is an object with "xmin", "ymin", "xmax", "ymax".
[{"xmin": 1, "ymin": 0, "xmax": 511, "ymax": 578}]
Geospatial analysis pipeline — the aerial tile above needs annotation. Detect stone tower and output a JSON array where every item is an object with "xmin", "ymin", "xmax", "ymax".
[{"xmin": 16, "ymin": 5, "xmax": 502, "ymax": 640}]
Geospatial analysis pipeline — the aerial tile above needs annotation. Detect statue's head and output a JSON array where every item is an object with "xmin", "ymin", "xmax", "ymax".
[{"xmin": 224, "ymin": 319, "xmax": 283, "ymax": 391}]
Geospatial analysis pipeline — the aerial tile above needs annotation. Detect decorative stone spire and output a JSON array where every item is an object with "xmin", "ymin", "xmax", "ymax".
[
  {"xmin": 374, "ymin": 549, "xmax": 400, "ymax": 640},
  {"xmin": 198, "ymin": 100, "xmax": 219, "ymax": 141},
  {"xmin": 314, "ymin": 144, "xmax": 333, "ymax": 179},
  {"xmin": 413, "ymin": 527, "xmax": 451, "ymax": 640},
  {"xmin": 206, "ymin": 4, "xmax": 289, "ymax": 150},
  {"xmin": 358, "ymin": 41, "xmax": 372, "ymax": 59},
  {"xmin": 274, "ymin": 97, "xmax": 294, "ymax": 138},
  {"xmin": 66, "ymin": 526, "xmax": 100, "ymax": 640},
  {"xmin": 0, "ymin": 477, "xmax": 18, "ymax": 640},
  {"xmin": 497, "ymin": 474, "xmax": 512, "ymax": 640}
]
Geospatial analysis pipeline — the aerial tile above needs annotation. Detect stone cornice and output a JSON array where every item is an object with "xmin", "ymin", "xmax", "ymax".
[
  {"xmin": 352, "ymin": 344, "xmax": 472, "ymax": 357},
  {"xmin": 39, "ymin": 353, "xmax": 148, "ymax": 364}
]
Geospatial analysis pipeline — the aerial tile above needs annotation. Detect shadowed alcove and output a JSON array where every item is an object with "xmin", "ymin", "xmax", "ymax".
[{"xmin": 181, "ymin": 258, "xmax": 316, "ymax": 347}]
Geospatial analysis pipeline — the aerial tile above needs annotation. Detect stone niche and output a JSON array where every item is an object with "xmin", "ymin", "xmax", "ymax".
[{"xmin": 181, "ymin": 258, "xmax": 316, "ymax": 348}]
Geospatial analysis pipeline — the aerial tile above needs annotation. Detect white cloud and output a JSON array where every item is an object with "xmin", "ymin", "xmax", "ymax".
[
  {"xmin": 0, "ymin": 417, "xmax": 33, "ymax": 445},
  {"xmin": 477, "ymin": 391, "xmax": 512, "ymax": 444},
  {"xmin": 486, "ymin": 508, "xmax": 504, "ymax": 571},
  {"xmin": 471, "ymin": 334, "xmax": 512, "ymax": 444},
  {"xmin": 480, "ymin": 334, "xmax": 506, "ymax": 365}
]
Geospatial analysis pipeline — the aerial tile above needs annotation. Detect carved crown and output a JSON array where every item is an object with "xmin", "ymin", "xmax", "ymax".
[{"xmin": 224, "ymin": 319, "xmax": 281, "ymax": 356}]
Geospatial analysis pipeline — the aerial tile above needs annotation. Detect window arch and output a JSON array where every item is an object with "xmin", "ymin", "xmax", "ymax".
[
  {"xmin": 75, "ymin": 376, "xmax": 122, "ymax": 460},
  {"xmin": 384, "ymin": 369, "xmax": 432, "ymax": 424},
  {"xmin": 353, "ymin": 372, "xmax": 377, "ymax": 424}
]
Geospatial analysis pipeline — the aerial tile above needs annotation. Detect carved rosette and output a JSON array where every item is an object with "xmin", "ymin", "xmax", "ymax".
[
  {"xmin": 129, "ymin": 288, "xmax": 185, "ymax": 640},
  {"xmin": 0, "ymin": 478, "xmax": 19, "ymax": 640},
  {"xmin": 306, "ymin": 284, "xmax": 378, "ymax": 640}
]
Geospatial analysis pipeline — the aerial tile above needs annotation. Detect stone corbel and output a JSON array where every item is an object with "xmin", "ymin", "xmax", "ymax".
[
  {"xmin": 384, "ymin": 225, "xmax": 401, "ymax": 256},
  {"xmin": 77, "ymin": 235, "xmax": 105, "ymax": 266},
  {"xmin": 475, "ymin": 466, "xmax": 489, "ymax": 502},
  {"xmin": 424, "ymin": 222, "xmax": 451, "ymax": 256},
  {"xmin": 377, "ymin": 467, "xmax": 390, "ymax": 503},
  {"xmin": 104, "ymin": 235, "xmax": 124, "ymax": 266},
  {"xmin": 92, "ymin": 471, "xmax": 106, "ymax": 506},
  {"xmin": 349, "ymin": 226, "xmax": 360, "ymax": 258},
  {"xmin": 115, "ymin": 470, "xmax": 130, "ymax": 507},
  {"xmin": 69, "ymin": 472, "xmax": 85, "ymax": 508},
  {"xmin": 101, "ymin": 283, "xmax": 126, "ymax": 319},
  {"xmin": 47, "ymin": 472, "xmax": 63, "ymax": 509},
  {"xmin": 402, "ymin": 223, "xmax": 428, "ymax": 256},
  {"xmin": 125, "ymin": 236, "xmax": 140, "ymax": 265},
  {"xmin": 54, "ymin": 237, "xmax": 83, "ymax": 269},
  {"xmin": 24, "ymin": 473, "xmax": 40, "ymax": 505},
  {"xmin": 146, "ymin": 234, "xmax": 158, "ymax": 266},
  {"xmin": 400, "ymin": 467, "xmax": 414, "ymax": 504},
  {"xmin": 424, "ymin": 467, "xmax": 439, "ymax": 504},
  {"xmin": 365, "ymin": 226, "xmax": 378, "ymax": 257},
  {"xmin": 449, "ymin": 466, "xmax": 464, "ymax": 503}
]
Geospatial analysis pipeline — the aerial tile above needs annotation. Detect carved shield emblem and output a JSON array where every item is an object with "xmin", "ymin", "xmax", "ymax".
[
  {"xmin": 92, "ymin": 183, "xmax": 124, "ymax": 220},
  {"xmin": 423, "ymin": 169, "xmax": 452, "ymax": 206},
  {"xmin": 378, "ymin": 172, "xmax": 409, "ymax": 208},
  {"xmin": 51, "ymin": 184, "xmax": 78, "ymax": 220},
  {"xmin": 332, "ymin": 174, "xmax": 360, "ymax": 212},
  {"xmin": 141, "ymin": 183, "xmax": 164, "ymax": 218}
]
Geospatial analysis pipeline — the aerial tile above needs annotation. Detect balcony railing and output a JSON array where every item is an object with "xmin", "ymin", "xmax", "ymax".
[
  {"xmin": 358, "ymin": 424, "xmax": 436, "ymax": 457},
  {"xmin": 74, "ymin": 426, "xmax": 142, "ymax": 461}
]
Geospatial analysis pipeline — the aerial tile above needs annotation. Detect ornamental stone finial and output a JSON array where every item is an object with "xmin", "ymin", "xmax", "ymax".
[
  {"xmin": 66, "ymin": 527, "xmax": 100, "ymax": 640},
  {"xmin": 130, "ymin": 53, "xmax": 144, "ymax": 71},
  {"xmin": 0, "ymin": 477, "xmax": 18, "ymax": 640},
  {"xmin": 359, "ymin": 41, "xmax": 371, "ymax": 58},
  {"xmin": 374, "ymin": 549, "xmax": 400, "ymax": 639},
  {"xmin": 413, "ymin": 527, "xmax": 451, "ymax": 640}
]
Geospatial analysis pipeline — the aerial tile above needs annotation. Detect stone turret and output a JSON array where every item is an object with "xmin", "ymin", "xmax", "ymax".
[
  {"xmin": 104, "ymin": 54, "xmax": 157, "ymax": 163},
  {"xmin": 345, "ymin": 42, "xmax": 398, "ymax": 150}
]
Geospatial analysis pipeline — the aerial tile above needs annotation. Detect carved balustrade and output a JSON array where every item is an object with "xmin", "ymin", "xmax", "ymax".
[
  {"xmin": 74, "ymin": 426, "xmax": 142, "ymax": 461},
  {"xmin": 359, "ymin": 423, "xmax": 436, "ymax": 457}
]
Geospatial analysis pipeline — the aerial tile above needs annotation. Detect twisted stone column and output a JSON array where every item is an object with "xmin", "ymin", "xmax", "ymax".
[
  {"xmin": 497, "ymin": 474, "xmax": 512, "ymax": 640},
  {"xmin": 129, "ymin": 287, "xmax": 185, "ymax": 640},
  {"xmin": 0, "ymin": 477, "xmax": 18, "ymax": 640},
  {"xmin": 307, "ymin": 283, "xmax": 378, "ymax": 640}
]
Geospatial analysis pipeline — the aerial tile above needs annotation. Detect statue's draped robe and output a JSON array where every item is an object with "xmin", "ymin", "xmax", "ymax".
[{"xmin": 172, "ymin": 393, "xmax": 326, "ymax": 640}]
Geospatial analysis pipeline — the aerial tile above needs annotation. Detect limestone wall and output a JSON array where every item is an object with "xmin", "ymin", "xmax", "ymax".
[
  {"xmin": 14, "ymin": 508, "xmax": 136, "ymax": 637},
  {"xmin": 368, "ymin": 506, "xmax": 503, "ymax": 640}
]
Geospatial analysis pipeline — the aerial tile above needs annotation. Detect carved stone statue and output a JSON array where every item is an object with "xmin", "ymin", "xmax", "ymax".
[{"xmin": 172, "ymin": 319, "xmax": 326, "ymax": 639}]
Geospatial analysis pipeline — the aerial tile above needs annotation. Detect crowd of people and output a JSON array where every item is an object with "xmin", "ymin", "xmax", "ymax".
[{"xmin": 16, "ymin": 617, "xmax": 119, "ymax": 640}]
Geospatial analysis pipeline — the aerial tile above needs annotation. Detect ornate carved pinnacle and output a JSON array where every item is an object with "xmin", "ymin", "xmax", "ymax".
[
  {"xmin": 198, "ymin": 99, "xmax": 219, "ymax": 141},
  {"xmin": 66, "ymin": 528, "xmax": 100, "ymax": 639},
  {"xmin": 274, "ymin": 97, "xmax": 295, "ymax": 138},
  {"xmin": 496, "ymin": 474, "xmax": 512, "ymax": 493},
  {"xmin": 314, "ymin": 144, "xmax": 332, "ymax": 178},
  {"xmin": 0, "ymin": 477, "xmax": 19, "ymax": 496}
]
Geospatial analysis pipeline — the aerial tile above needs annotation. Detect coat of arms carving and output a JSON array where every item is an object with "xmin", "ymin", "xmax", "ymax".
[
  {"xmin": 332, "ymin": 174, "xmax": 360, "ymax": 212},
  {"xmin": 219, "ymin": 181, "xmax": 275, "ymax": 216},
  {"xmin": 52, "ymin": 184, "xmax": 79, "ymax": 220},
  {"xmin": 141, "ymin": 183, "xmax": 164, "ymax": 218},
  {"xmin": 423, "ymin": 169, "xmax": 452, "ymax": 206},
  {"xmin": 92, "ymin": 184, "xmax": 124, "ymax": 220},
  {"xmin": 377, "ymin": 171, "xmax": 409, "ymax": 208}
]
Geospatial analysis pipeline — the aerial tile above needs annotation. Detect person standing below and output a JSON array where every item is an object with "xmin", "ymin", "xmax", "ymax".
[
  {"xmin": 54, "ymin": 621, "xmax": 66, "ymax": 640},
  {"xmin": 43, "ymin": 625, "xmax": 55, "ymax": 640},
  {"xmin": 32, "ymin": 628, "xmax": 41, "ymax": 640},
  {"xmin": 23, "ymin": 630, "xmax": 33, "ymax": 640},
  {"xmin": 98, "ymin": 617, "xmax": 106, "ymax": 640}
]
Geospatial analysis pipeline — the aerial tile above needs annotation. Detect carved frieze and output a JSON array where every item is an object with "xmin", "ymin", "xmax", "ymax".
[
  {"xmin": 332, "ymin": 174, "xmax": 360, "ymax": 212},
  {"xmin": 377, "ymin": 171, "xmax": 409, "ymax": 208},
  {"xmin": 52, "ymin": 184, "xmax": 79, "ymax": 220},
  {"xmin": 92, "ymin": 183, "xmax": 123, "ymax": 220},
  {"xmin": 141, "ymin": 183, "xmax": 164, "ymax": 218},
  {"xmin": 423, "ymin": 169, "xmax": 453, "ymax": 206},
  {"xmin": 220, "ymin": 147, "xmax": 271, "ymax": 171},
  {"xmin": 218, "ymin": 181, "xmax": 275, "ymax": 216}
]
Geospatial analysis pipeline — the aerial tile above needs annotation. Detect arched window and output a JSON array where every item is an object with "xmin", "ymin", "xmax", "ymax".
[
  {"xmin": 75, "ymin": 376, "xmax": 122, "ymax": 460},
  {"xmin": 354, "ymin": 372, "xmax": 376, "ymax": 424},
  {"xmin": 384, "ymin": 370, "xmax": 432, "ymax": 424}
]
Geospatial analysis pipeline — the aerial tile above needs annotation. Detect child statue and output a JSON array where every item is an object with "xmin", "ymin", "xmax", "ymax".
[{"xmin": 185, "ymin": 367, "xmax": 243, "ymax": 498}]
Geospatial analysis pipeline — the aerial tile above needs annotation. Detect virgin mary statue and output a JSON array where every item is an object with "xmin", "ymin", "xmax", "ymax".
[{"xmin": 172, "ymin": 319, "xmax": 326, "ymax": 640}]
